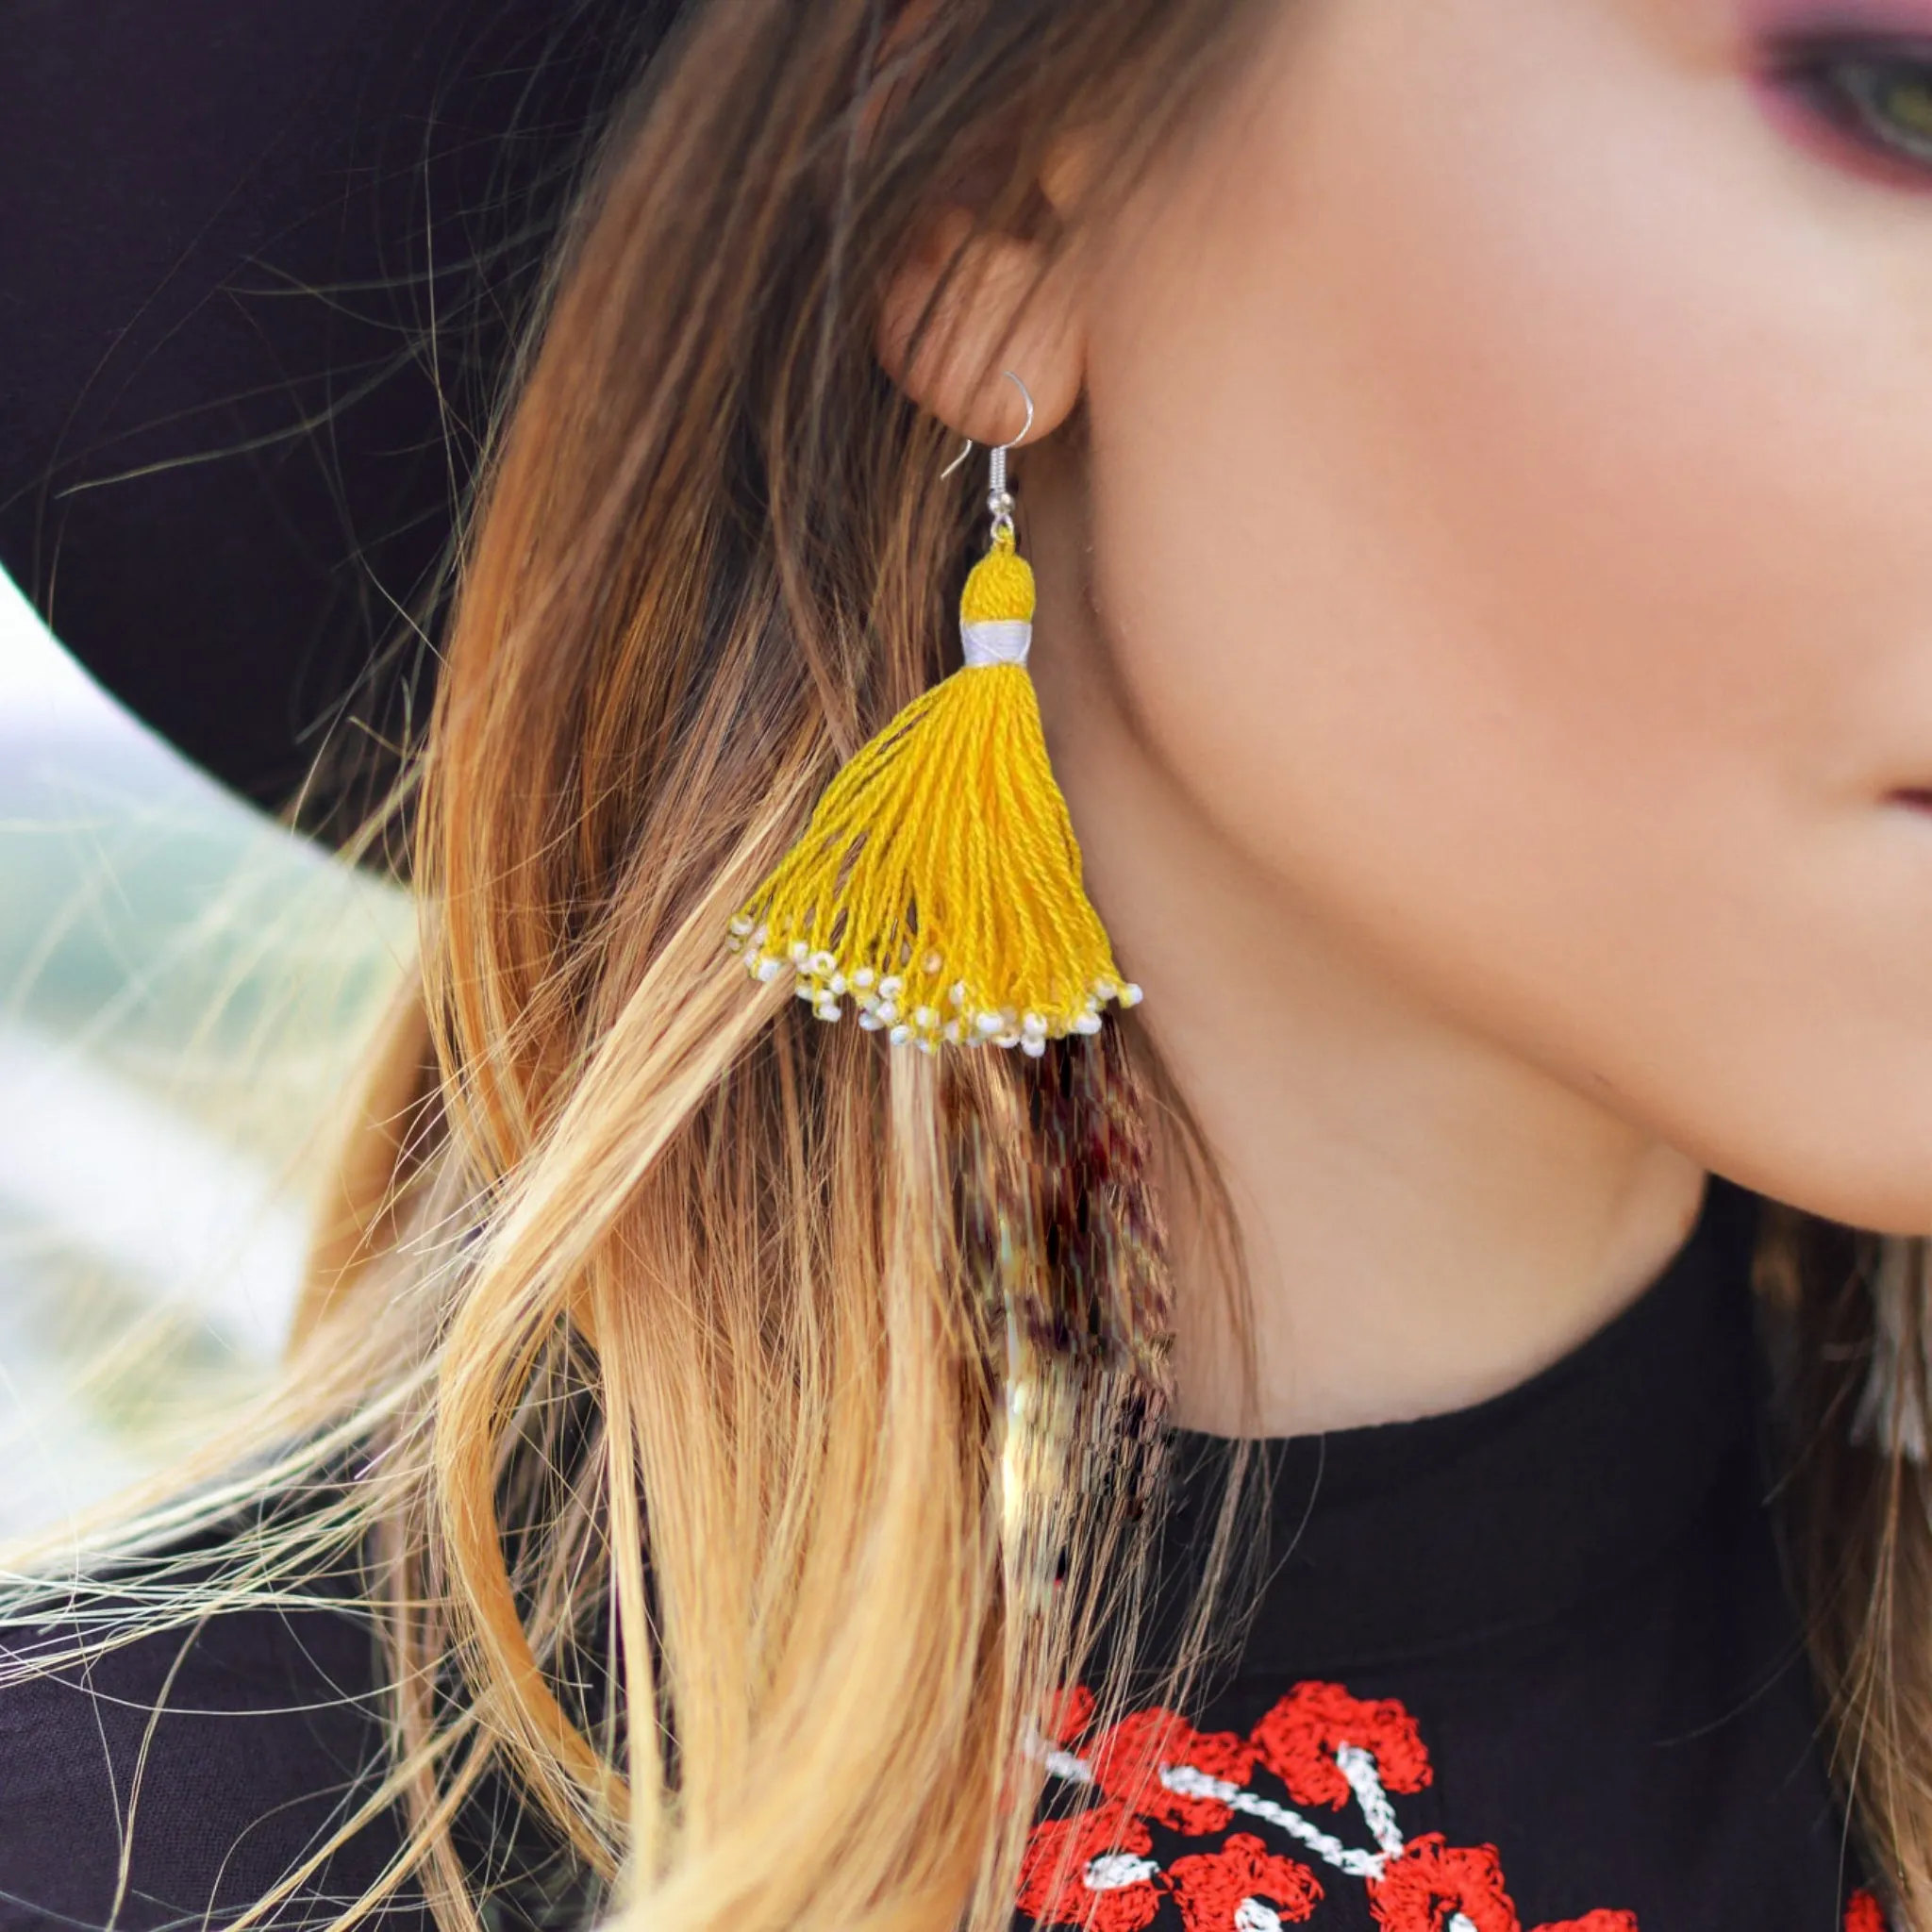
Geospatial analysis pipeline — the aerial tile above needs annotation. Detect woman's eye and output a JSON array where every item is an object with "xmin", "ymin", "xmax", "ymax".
[{"xmin": 1780, "ymin": 41, "xmax": 1932, "ymax": 171}]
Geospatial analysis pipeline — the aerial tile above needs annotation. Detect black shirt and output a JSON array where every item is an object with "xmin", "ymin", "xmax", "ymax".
[
  {"xmin": 0, "ymin": 1187, "xmax": 1880, "ymax": 1930},
  {"xmin": 1022, "ymin": 1183, "xmax": 1872, "ymax": 1932}
]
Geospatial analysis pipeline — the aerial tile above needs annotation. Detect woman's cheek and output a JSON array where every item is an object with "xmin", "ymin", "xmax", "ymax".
[
  {"xmin": 1085, "ymin": 0, "xmax": 1932, "ymax": 1224},
  {"xmin": 1099, "ymin": 2, "xmax": 1823, "ymax": 856}
]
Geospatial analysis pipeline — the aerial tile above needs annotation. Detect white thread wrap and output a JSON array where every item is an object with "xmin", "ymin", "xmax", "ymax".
[{"xmin": 960, "ymin": 618, "xmax": 1032, "ymax": 668}]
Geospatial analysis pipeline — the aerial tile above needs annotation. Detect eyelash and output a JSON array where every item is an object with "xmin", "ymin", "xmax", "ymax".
[{"xmin": 1774, "ymin": 37, "xmax": 1932, "ymax": 173}]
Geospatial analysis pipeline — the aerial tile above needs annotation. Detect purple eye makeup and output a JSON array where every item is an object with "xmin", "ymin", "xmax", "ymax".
[{"xmin": 1749, "ymin": 5, "xmax": 1932, "ymax": 182}]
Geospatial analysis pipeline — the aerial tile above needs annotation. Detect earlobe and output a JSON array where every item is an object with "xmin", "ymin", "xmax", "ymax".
[{"xmin": 874, "ymin": 206, "xmax": 1086, "ymax": 446}]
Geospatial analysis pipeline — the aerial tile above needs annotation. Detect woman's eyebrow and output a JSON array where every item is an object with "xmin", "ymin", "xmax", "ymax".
[{"xmin": 1738, "ymin": 0, "xmax": 1932, "ymax": 38}]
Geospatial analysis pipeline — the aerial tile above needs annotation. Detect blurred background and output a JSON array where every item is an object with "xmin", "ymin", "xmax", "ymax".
[{"xmin": 0, "ymin": 567, "xmax": 412, "ymax": 1538}]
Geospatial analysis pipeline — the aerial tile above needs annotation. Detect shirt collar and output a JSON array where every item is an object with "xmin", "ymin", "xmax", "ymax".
[{"xmin": 1149, "ymin": 1180, "xmax": 1763, "ymax": 1674}]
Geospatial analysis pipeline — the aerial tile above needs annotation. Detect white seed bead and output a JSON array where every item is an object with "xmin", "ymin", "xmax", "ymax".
[
  {"xmin": 828, "ymin": 973, "xmax": 847, "ymax": 994},
  {"xmin": 1121, "ymin": 982, "xmax": 1144, "ymax": 1008},
  {"xmin": 876, "ymin": 1001, "xmax": 899, "ymax": 1024},
  {"xmin": 879, "ymin": 975, "xmax": 905, "ymax": 1000},
  {"xmin": 974, "ymin": 1012, "xmax": 1004, "ymax": 1037},
  {"xmin": 1092, "ymin": 977, "xmax": 1117, "ymax": 1000},
  {"xmin": 809, "ymin": 950, "xmax": 839, "ymax": 977},
  {"xmin": 814, "ymin": 1003, "xmax": 842, "ymax": 1023},
  {"xmin": 791, "ymin": 941, "xmax": 810, "ymax": 965},
  {"xmin": 853, "ymin": 967, "xmax": 876, "ymax": 989},
  {"xmin": 757, "ymin": 958, "xmax": 784, "ymax": 984},
  {"xmin": 1021, "ymin": 1013, "xmax": 1046, "ymax": 1039},
  {"xmin": 858, "ymin": 1011, "xmax": 884, "ymax": 1032},
  {"xmin": 950, "ymin": 982, "xmax": 967, "ymax": 1008},
  {"xmin": 1022, "ymin": 1037, "xmax": 1047, "ymax": 1058},
  {"xmin": 729, "ymin": 915, "xmax": 754, "ymax": 937},
  {"xmin": 1073, "ymin": 1012, "xmax": 1103, "ymax": 1035},
  {"xmin": 913, "ymin": 1007, "xmax": 938, "ymax": 1029},
  {"xmin": 795, "ymin": 984, "xmax": 817, "ymax": 1002},
  {"xmin": 889, "ymin": 1024, "xmax": 913, "ymax": 1047},
  {"xmin": 942, "ymin": 1021, "xmax": 962, "ymax": 1044},
  {"xmin": 725, "ymin": 935, "xmax": 743, "ymax": 954}
]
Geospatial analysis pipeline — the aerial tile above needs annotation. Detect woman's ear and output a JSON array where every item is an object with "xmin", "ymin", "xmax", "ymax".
[{"xmin": 874, "ymin": 204, "xmax": 1087, "ymax": 445}]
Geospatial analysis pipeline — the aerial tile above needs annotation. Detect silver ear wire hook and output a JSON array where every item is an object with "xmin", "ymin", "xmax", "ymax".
[{"xmin": 940, "ymin": 370, "xmax": 1035, "ymax": 541}]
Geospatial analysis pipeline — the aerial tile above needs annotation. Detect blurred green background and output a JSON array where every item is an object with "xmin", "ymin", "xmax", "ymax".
[{"xmin": 0, "ymin": 566, "xmax": 412, "ymax": 1535}]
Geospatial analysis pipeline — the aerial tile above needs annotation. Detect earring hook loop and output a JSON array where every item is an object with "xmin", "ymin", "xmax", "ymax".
[
  {"xmin": 939, "ymin": 370, "xmax": 1035, "ymax": 541},
  {"xmin": 996, "ymin": 367, "xmax": 1036, "ymax": 448}
]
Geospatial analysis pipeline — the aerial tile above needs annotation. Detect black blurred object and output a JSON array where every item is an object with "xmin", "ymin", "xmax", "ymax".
[{"xmin": 0, "ymin": 0, "xmax": 658, "ymax": 836}]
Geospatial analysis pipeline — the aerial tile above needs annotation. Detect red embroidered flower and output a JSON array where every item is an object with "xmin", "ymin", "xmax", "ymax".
[
  {"xmin": 1090, "ymin": 1706, "xmax": 1258, "ymax": 1833},
  {"xmin": 1017, "ymin": 1680, "xmax": 1661, "ymax": 1932},
  {"xmin": 1846, "ymin": 1891, "xmax": 1890, "ymax": 1932},
  {"xmin": 1165, "ymin": 1833, "xmax": 1324, "ymax": 1930},
  {"xmin": 1045, "ymin": 1685, "xmax": 1099, "ymax": 1746},
  {"xmin": 1250, "ymin": 1682, "xmax": 1433, "ymax": 1810},
  {"xmin": 1367, "ymin": 1834, "xmax": 1519, "ymax": 1932},
  {"xmin": 1016, "ymin": 1802, "xmax": 1162, "ymax": 1932}
]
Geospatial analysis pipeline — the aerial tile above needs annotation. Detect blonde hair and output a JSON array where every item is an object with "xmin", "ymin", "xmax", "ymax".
[
  {"xmin": 4, "ymin": 7, "xmax": 1261, "ymax": 1929},
  {"xmin": 10, "ymin": 2, "xmax": 1932, "ymax": 1927}
]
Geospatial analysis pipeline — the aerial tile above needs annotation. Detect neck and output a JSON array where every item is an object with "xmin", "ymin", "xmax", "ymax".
[{"xmin": 1027, "ymin": 467, "xmax": 1707, "ymax": 1438}]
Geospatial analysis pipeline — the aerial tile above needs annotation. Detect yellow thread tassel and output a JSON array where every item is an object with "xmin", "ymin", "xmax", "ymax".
[{"xmin": 728, "ymin": 528, "xmax": 1141, "ymax": 1053}]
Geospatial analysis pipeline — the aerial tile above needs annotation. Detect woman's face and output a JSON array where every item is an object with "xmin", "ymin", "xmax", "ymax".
[{"xmin": 1067, "ymin": 0, "xmax": 1932, "ymax": 1233}]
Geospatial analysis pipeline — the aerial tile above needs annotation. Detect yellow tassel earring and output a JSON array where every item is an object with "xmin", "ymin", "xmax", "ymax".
[{"xmin": 729, "ymin": 370, "xmax": 1140, "ymax": 1056}]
